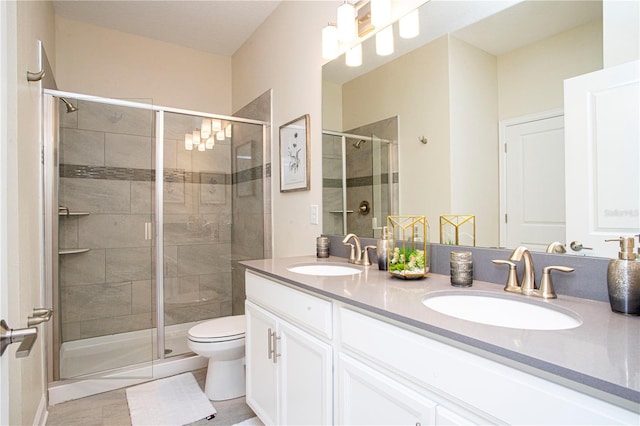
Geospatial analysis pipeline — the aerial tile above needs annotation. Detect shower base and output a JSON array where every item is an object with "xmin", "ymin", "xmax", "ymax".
[{"xmin": 50, "ymin": 321, "xmax": 208, "ymax": 404}]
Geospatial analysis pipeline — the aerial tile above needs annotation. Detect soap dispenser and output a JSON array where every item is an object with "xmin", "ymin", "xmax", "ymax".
[
  {"xmin": 376, "ymin": 226, "xmax": 389, "ymax": 271},
  {"xmin": 605, "ymin": 237, "xmax": 640, "ymax": 315}
]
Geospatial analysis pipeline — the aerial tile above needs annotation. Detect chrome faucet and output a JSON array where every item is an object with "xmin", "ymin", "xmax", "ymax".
[
  {"xmin": 342, "ymin": 233, "xmax": 362, "ymax": 264},
  {"xmin": 509, "ymin": 246, "xmax": 536, "ymax": 295},
  {"xmin": 545, "ymin": 241, "xmax": 567, "ymax": 254}
]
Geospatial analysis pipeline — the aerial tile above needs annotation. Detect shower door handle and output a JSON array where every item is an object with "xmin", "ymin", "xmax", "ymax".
[{"xmin": 144, "ymin": 222, "xmax": 153, "ymax": 241}]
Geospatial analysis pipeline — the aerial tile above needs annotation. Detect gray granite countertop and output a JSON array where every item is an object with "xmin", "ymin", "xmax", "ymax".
[{"xmin": 241, "ymin": 255, "xmax": 640, "ymax": 412}]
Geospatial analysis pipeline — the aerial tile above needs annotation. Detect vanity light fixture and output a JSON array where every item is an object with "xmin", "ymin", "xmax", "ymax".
[
  {"xmin": 375, "ymin": 25, "xmax": 394, "ymax": 56},
  {"xmin": 201, "ymin": 119, "xmax": 212, "ymax": 139},
  {"xmin": 322, "ymin": 23, "xmax": 339, "ymax": 60},
  {"xmin": 399, "ymin": 9, "xmax": 420, "ymax": 39},
  {"xmin": 205, "ymin": 137, "xmax": 215, "ymax": 149},
  {"xmin": 216, "ymin": 130, "xmax": 225, "ymax": 141},
  {"xmin": 185, "ymin": 133, "xmax": 194, "ymax": 151},
  {"xmin": 198, "ymin": 142, "xmax": 206, "ymax": 152},
  {"xmin": 211, "ymin": 119, "xmax": 222, "ymax": 132},
  {"xmin": 225, "ymin": 124, "xmax": 232, "ymax": 138},
  {"xmin": 370, "ymin": 0, "xmax": 391, "ymax": 27},
  {"xmin": 337, "ymin": 1, "xmax": 357, "ymax": 42},
  {"xmin": 346, "ymin": 43, "xmax": 362, "ymax": 67}
]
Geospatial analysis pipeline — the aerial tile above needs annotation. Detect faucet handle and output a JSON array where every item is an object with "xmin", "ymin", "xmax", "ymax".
[
  {"xmin": 492, "ymin": 260, "xmax": 520, "ymax": 293},
  {"xmin": 536, "ymin": 266, "xmax": 574, "ymax": 299},
  {"xmin": 363, "ymin": 245, "xmax": 376, "ymax": 267},
  {"xmin": 343, "ymin": 242, "xmax": 356, "ymax": 263}
]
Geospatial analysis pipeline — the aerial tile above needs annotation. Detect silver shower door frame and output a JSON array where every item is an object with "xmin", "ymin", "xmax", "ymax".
[{"xmin": 43, "ymin": 89, "xmax": 268, "ymax": 382}]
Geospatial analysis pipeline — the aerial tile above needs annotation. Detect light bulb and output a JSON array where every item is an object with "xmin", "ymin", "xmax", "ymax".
[
  {"xmin": 376, "ymin": 26, "xmax": 394, "ymax": 56},
  {"xmin": 216, "ymin": 130, "xmax": 225, "ymax": 141},
  {"xmin": 399, "ymin": 9, "xmax": 419, "ymax": 39},
  {"xmin": 337, "ymin": 2, "xmax": 356, "ymax": 43},
  {"xmin": 345, "ymin": 43, "xmax": 362, "ymax": 67},
  {"xmin": 184, "ymin": 133, "xmax": 193, "ymax": 150},
  {"xmin": 200, "ymin": 119, "xmax": 211, "ymax": 139},
  {"xmin": 371, "ymin": 0, "xmax": 391, "ymax": 27},
  {"xmin": 322, "ymin": 24, "xmax": 339, "ymax": 60},
  {"xmin": 211, "ymin": 119, "xmax": 222, "ymax": 132}
]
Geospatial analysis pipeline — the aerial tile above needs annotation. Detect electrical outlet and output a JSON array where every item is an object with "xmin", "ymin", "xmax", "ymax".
[{"xmin": 310, "ymin": 204, "xmax": 319, "ymax": 225}]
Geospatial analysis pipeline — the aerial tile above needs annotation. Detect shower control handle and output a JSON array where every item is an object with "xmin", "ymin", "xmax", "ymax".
[{"xmin": 1, "ymin": 319, "xmax": 38, "ymax": 358}]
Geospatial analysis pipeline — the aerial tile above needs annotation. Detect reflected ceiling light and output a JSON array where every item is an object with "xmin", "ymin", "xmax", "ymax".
[
  {"xmin": 345, "ymin": 43, "xmax": 362, "ymax": 67},
  {"xmin": 198, "ymin": 142, "xmax": 206, "ymax": 152},
  {"xmin": 200, "ymin": 119, "xmax": 211, "ymax": 139},
  {"xmin": 205, "ymin": 137, "xmax": 215, "ymax": 149},
  {"xmin": 370, "ymin": 0, "xmax": 391, "ymax": 27},
  {"xmin": 216, "ymin": 130, "xmax": 225, "ymax": 141},
  {"xmin": 376, "ymin": 25, "xmax": 394, "ymax": 56},
  {"xmin": 322, "ymin": 23, "xmax": 339, "ymax": 60},
  {"xmin": 337, "ymin": 1, "xmax": 356, "ymax": 42},
  {"xmin": 225, "ymin": 124, "xmax": 232, "ymax": 138},
  {"xmin": 185, "ymin": 133, "xmax": 193, "ymax": 151},
  {"xmin": 192, "ymin": 130, "xmax": 201, "ymax": 147},
  {"xmin": 211, "ymin": 119, "xmax": 222, "ymax": 132},
  {"xmin": 399, "ymin": 9, "xmax": 420, "ymax": 39}
]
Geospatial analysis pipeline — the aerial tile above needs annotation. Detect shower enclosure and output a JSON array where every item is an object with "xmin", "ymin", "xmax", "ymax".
[
  {"xmin": 43, "ymin": 90, "xmax": 269, "ymax": 394},
  {"xmin": 322, "ymin": 129, "xmax": 398, "ymax": 238}
]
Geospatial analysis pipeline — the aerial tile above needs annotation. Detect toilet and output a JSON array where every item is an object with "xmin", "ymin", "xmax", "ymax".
[{"xmin": 187, "ymin": 315, "xmax": 246, "ymax": 401}]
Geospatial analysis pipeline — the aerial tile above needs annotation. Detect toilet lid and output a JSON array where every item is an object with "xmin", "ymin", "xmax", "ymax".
[{"xmin": 188, "ymin": 315, "xmax": 246, "ymax": 340}]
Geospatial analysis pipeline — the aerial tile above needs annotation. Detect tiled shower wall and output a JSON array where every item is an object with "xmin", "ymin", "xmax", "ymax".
[{"xmin": 58, "ymin": 100, "xmax": 240, "ymax": 342}]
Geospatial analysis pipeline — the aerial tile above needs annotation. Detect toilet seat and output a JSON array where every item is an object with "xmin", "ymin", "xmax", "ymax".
[{"xmin": 188, "ymin": 315, "xmax": 246, "ymax": 343}]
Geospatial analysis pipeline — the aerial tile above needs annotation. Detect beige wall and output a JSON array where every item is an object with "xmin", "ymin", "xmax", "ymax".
[
  {"xmin": 8, "ymin": 1, "xmax": 56, "ymax": 424},
  {"xmin": 55, "ymin": 16, "xmax": 232, "ymax": 114},
  {"xmin": 232, "ymin": 1, "xmax": 339, "ymax": 257}
]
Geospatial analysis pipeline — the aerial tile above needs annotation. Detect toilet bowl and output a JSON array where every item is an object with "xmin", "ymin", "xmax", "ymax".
[{"xmin": 187, "ymin": 315, "xmax": 246, "ymax": 401}]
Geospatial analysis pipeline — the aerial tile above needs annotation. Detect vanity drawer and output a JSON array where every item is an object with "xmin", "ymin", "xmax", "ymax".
[{"xmin": 245, "ymin": 271, "xmax": 333, "ymax": 339}]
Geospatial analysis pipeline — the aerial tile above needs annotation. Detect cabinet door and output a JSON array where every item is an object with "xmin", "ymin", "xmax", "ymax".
[
  {"xmin": 278, "ymin": 321, "xmax": 333, "ymax": 425},
  {"xmin": 337, "ymin": 354, "xmax": 436, "ymax": 425},
  {"xmin": 245, "ymin": 301, "xmax": 278, "ymax": 425}
]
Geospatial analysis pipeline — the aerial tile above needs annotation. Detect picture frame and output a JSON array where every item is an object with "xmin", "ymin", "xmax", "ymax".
[{"xmin": 279, "ymin": 114, "xmax": 310, "ymax": 192}]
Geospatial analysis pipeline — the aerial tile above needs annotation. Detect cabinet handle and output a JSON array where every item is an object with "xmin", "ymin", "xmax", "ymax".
[
  {"xmin": 272, "ymin": 331, "xmax": 281, "ymax": 364},
  {"xmin": 267, "ymin": 328, "xmax": 273, "ymax": 359}
]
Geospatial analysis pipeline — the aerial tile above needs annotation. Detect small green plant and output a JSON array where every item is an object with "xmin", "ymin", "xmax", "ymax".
[{"xmin": 389, "ymin": 246, "xmax": 425, "ymax": 273}]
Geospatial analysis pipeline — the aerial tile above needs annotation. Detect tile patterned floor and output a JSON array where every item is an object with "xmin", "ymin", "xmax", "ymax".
[{"xmin": 46, "ymin": 369, "xmax": 256, "ymax": 426}]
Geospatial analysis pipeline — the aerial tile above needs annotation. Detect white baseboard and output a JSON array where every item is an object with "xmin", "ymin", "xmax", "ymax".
[{"xmin": 34, "ymin": 394, "xmax": 48, "ymax": 426}]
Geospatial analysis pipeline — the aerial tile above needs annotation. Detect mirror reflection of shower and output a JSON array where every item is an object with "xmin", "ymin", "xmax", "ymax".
[
  {"xmin": 352, "ymin": 139, "xmax": 366, "ymax": 149},
  {"xmin": 58, "ymin": 97, "xmax": 78, "ymax": 113}
]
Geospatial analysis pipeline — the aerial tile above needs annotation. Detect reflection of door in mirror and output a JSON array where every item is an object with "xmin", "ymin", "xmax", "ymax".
[{"xmin": 501, "ymin": 112, "xmax": 566, "ymax": 252}]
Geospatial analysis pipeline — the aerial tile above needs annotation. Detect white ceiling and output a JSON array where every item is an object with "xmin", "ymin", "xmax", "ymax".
[{"xmin": 52, "ymin": 0, "xmax": 282, "ymax": 56}]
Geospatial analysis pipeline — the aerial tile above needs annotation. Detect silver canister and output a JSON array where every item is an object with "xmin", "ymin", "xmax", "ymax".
[
  {"xmin": 450, "ymin": 251, "xmax": 473, "ymax": 287},
  {"xmin": 317, "ymin": 236, "xmax": 330, "ymax": 258}
]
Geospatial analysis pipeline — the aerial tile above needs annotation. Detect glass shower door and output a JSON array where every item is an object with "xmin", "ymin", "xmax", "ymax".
[{"xmin": 56, "ymin": 97, "xmax": 155, "ymax": 379}]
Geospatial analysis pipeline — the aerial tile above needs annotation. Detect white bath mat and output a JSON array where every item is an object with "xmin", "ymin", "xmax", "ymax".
[
  {"xmin": 232, "ymin": 417, "xmax": 263, "ymax": 426},
  {"xmin": 126, "ymin": 372, "xmax": 217, "ymax": 426}
]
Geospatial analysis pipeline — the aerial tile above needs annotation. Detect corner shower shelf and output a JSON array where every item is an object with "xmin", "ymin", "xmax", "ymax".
[
  {"xmin": 59, "ymin": 248, "xmax": 90, "ymax": 255},
  {"xmin": 59, "ymin": 211, "xmax": 90, "ymax": 217}
]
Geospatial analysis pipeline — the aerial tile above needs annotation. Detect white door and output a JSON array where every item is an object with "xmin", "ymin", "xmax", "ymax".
[
  {"xmin": 502, "ymin": 113, "xmax": 566, "ymax": 252},
  {"xmin": 278, "ymin": 320, "xmax": 332, "ymax": 425},
  {"xmin": 564, "ymin": 60, "xmax": 640, "ymax": 258},
  {"xmin": 337, "ymin": 353, "xmax": 436, "ymax": 425},
  {"xmin": 245, "ymin": 301, "xmax": 278, "ymax": 425}
]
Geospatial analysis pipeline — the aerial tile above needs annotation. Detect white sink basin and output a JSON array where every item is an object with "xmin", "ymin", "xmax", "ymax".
[
  {"xmin": 422, "ymin": 292, "xmax": 582, "ymax": 330},
  {"xmin": 287, "ymin": 263, "xmax": 362, "ymax": 276}
]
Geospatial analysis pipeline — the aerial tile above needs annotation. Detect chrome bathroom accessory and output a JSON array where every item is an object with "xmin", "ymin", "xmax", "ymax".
[{"xmin": 1, "ymin": 320, "xmax": 38, "ymax": 358}]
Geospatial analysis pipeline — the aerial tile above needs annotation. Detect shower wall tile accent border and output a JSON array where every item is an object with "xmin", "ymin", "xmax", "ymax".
[
  {"xmin": 323, "ymin": 172, "xmax": 399, "ymax": 188},
  {"xmin": 60, "ymin": 163, "xmax": 263, "ymax": 185}
]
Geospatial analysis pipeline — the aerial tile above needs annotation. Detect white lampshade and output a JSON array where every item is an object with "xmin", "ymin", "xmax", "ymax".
[
  {"xmin": 371, "ymin": 0, "xmax": 391, "ymax": 27},
  {"xmin": 211, "ymin": 119, "xmax": 222, "ymax": 132},
  {"xmin": 200, "ymin": 119, "xmax": 211, "ymax": 139},
  {"xmin": 198, "ymin": 143, "xmax": 206, "ymax": 152},
  {"xmin": 376, "ymin": 26, "xmax": 394, "ymax": 56},
  {"xmin": 184, "ymin": 133, "xmax": 193, "ymax": 150},
  {"xmin": 216, "ymin": 130, "xmax": 225, "ymax": 141},
  {"xmin": 192, "ymin": 130, "xmax": 201, "ymax": 147},
  {"xmin": 399, "ymin": 9, "xmax": 420, "ymax": 39},
  {"xmin": 205, "ymin": 137, "xmax": 215, "ymax": 149},
  {"xmin": 225, "ymin": 124, "xmax": 232, "ymax": 138},
  {"xmin": 322, "ymin": 24, "xmax": 339, "ymax": 60},
  {"xmin": 345, "ymin": 43, "xmax": 362, "ymax": 67},
  {"xmin": 337, "ymin": 2, "xmax": 356, "ymax": 42}
]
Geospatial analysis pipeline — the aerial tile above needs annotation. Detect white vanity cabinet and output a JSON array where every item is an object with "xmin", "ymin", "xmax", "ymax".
[{"xmin": 245, "ymin": 272, "xmax": 333, "ymax": 425}]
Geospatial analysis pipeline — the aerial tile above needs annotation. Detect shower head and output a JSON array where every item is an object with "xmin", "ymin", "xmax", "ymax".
[
  {"xmin": 352, "ymin": 139, "xmax": 366, "ymax": 149},
  {"xmin": 59, "ymin": 97, "xmax": 78, "ymax": 113}
]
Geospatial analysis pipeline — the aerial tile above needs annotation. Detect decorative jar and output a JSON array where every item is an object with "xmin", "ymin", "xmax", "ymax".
[
  {"xmin": 439, "ymin": 214, "xmax": 476, "ymax": 246},
  {"xmin": 387, "ymin": 215, "xmax": 429, "ymax": 279}
]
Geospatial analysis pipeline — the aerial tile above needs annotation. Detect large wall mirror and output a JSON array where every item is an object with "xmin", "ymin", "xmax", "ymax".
[{"xmin": 322, "ymin": 0, "xmax": 629, "ymax": 257}]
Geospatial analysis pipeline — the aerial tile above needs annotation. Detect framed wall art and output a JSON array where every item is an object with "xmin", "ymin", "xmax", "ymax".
[{"xmin": 279, "ymin": 114, "xmax": 310, "ymax": 192}]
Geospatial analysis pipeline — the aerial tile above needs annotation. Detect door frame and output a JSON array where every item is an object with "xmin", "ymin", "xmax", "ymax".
[{"xmin": 498, "ymin": 108, "xmax": 564, "ymax": 249}]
